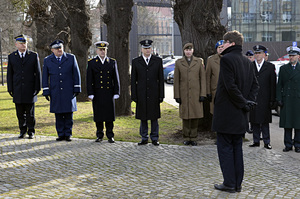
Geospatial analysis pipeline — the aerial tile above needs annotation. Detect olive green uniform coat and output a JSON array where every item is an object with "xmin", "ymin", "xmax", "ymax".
[
  {"xmin": 174, "ymin": 56, "xmax": 206, "ymax": 119},
  {"xmin": 206, "ymin": 53, "xmax": 221, "ymax": 114}
]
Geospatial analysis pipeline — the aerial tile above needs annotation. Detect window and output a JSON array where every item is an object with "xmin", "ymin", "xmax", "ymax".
[
  {"xmin": 262, "ymin": 32, "xmax": 275, "ymax": 41},
  {"xmin": 282, "ymin": 31, "xmax": 295, "ymax": 41},
  {"xmin": 243, "ymin": 32, "xmax": 254, "ymax": 42}
]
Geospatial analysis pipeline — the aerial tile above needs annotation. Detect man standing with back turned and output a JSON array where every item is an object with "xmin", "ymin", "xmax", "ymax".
[{"xmin": 213, "ymin": 30, "xmax": 259, "ymax": 193}]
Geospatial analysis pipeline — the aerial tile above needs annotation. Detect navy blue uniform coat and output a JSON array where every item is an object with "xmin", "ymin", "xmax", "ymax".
[
  {"xmin": 131, "ymin": 55, "xmax": 164, "ymax": 120},
  {"xmin": 7, "ymin": 50, "xmax": 41, "ymax": 103},
  {"xmin": 42, "ymin": 52, "xmax": 81, "ymax": 113},
  {"xmin": 86, "ymin": 57, "xmax": 120, "ymax": 122}
]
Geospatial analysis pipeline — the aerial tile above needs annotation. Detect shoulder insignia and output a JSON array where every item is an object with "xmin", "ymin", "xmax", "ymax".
[
  {"xmin": 110, "ymin": 57, "xmax": 116, "ymax": 61},
  {"xmin": 88, "ymin": 58, "xmax": 93, "ymax": 62}
]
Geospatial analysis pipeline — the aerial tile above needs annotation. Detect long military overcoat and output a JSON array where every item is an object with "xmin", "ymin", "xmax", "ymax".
[
  {"xmin": 86, "ymin": 56, "xmax": 120, "ymax": 122},
  {"xmin": 7, "ymin": 50, "xmax": 41, "ymax": 103},
  {"xmin": 173, "ymin": 56, "xmax": 206, "ymax": 119},
  {"xmin": 42, "ymin": 52, "xmax": 81, "ymax": 113},
  {"xmin": 205, "ymin": 53, "xmax": 221, "ymax": 114},
  {"xmin": 212, "ymin": 45, "xmax": 259, "ymax": 134},
  {"xmin": 249, "ymin": 61, "xmax": 276, "ymax": 124},
  {"xmin": 276, "ymin": 61, "xmax": 300, "ymax": 129},
  {"xmin": 131, "ymin": 55, "xmax": 164, "ymax": 120}
]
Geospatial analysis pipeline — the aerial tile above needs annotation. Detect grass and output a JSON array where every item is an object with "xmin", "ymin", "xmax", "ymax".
[{"xmin": 0, "ymin": 85, "xmax": 191, "ymax": 145}]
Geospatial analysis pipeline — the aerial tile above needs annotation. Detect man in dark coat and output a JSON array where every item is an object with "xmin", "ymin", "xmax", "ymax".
[
  {"xmin": 7, "ymin": 34, "xmax": 41, "ymax": 139},
  {"xmin": 42, "ymin": 40, "xmax": 81, "ymax": 142},
  {"xmin": 249, "ymin": 45, "xmax": 276, "ymax": 149},
  {"xmin": 276, "ymin": 46, "xmax": 300, "ymax": 153},
  {"xmin": 87, "ymin": 41, "xmax": 120, "ymax": 143},
  {"xmin": 212, "ymin": 30, "xmax": 259, "ymax": 193},
  {"xmin": 131, "ymin": 39, "xmax": 164, "ymax": 146}
]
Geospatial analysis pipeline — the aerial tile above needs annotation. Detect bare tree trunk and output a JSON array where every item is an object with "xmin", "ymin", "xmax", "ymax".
[
  {"xmin": 66, "ymin": 0, "xmax": 92, "ymax": 101},
  {"xmin": 174, "ymin": 0, "xmax": 226, "ymax": 131},
  {"xmin": 103, "ymin": 0, "xmax": 133, "ymax": 116}
]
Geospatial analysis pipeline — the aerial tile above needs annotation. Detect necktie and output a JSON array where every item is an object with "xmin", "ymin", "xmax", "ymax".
[
  {"xmin": 293, "ymin": 65, "xmax": 296, "ymax": 70},
  {"xmin": 146, "ymin": 58, "xmax": 149, "ymax": 64},
  {"xmin": 57, "ymin": 57, "xmax": 60, "ymax": 62}
]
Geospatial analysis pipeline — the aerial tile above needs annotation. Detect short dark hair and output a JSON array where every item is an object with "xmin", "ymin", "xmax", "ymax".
[{"xmin": 223, "ymin": 30, "xmax": 244, "ymax": 46}]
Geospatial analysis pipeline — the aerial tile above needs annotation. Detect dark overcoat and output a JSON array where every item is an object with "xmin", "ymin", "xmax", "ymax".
[
  {"xmin": 276, "ymin": 61, "xmax": 300, "ymax": 129},
  {"xmin": 7, "ymin": 50, "xmax": 41, "ymax": 103},
  {"xmin": 249, "ymin": 61, "xmax": 276, "ymax": 123},
  {"xmin": 212, "ymin": 45, "xmax": 259, "ymax": 134},
  {"xmin": 86, "ymin": 56, "xmax": 120, "ymax": 122},
  {"xmin": 42, "ymin": 52, "xmax": 81, "ymax": 113},
  {"xmin": 131, "ymin": 55, "xmax": 164, "ymax": 120}
]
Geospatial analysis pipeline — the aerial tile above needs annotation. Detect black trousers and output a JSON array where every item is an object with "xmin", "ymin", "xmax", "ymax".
[
  {"xmin": 284, "ymin": 128, "xmax": 300, "ymax": 148},
  {"xmin": 15, "ymin": 103, "xmax": 35, "ymax": 135},
  {"xmin": 96, "ymin": 121, "xmax": 114, "ymax": 139},
  {"xmin": 251, "ymin": 123, "xmax": 270, "ymax": 144},
  {"xmin": 217, "ymin": 133, "xmax": 244, "ymax": 189},
  {"xmin": 139, "ymin": 119, "xmax": 159, "ymax": 141},
  {"xmin": 55, "ymin": 112, "xmax": 73, "ymax": 137}
]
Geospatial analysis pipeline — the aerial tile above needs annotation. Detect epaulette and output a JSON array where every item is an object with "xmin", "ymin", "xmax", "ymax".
[
  {"xmin": 88, "ymin": 58, "xmax": 93, "ymax": 62},
  {"xmin": 110, "ymin": 57, "xmax": 116, "ymax": 61}
]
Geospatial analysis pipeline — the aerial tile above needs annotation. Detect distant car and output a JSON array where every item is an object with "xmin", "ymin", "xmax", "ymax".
[
  {"xmin": 166, "ymin": 70, "xmax": 174, "ymax": 84},
  {"xmin": 277, "ymin": 54, "xmax": 289, "ymax": 61},
  {"xmin": 163, "ymin": 56, "xmax": 180, "ymax": 81}
]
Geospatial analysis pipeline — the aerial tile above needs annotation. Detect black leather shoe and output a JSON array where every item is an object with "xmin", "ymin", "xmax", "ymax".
[
  {"xmin": 264, "ymin": 144, "xmax": 272, "ymax": 149},
  {"xmin": 138, "ymin": 140, "xmax": 148, "ymax": 145},
  {"xmin": 56, "ymin": 136, "xmax": 65, "ymax": 141},
  {"xmin": 283, "ymin": 147, "xmax": 292, "ymax": 152},
  {"xmin": 295, "ymin": 147, "xmax": 300, "ymax": 153},
  {"xmin": 236, "ymin": 186, "xmax": 242, "ymax": 192},
  {"xmin": 28, "ymin": 134, "xmax": 34, "ymax": 139},
  {"xmin": 152, "ymin": 140, "xmax": 160, "ymax": 146},
  {"xmin": 190, "ymin": 141, "xmax": 197, "ymax": 146},
  {"xmin": 214, "ymin": 184, "xmax": 235, "ymax": 193},
  {"xmin": 183, "ymin": 141, "xmax": 191, "ymax": 145},
  {"xmin": 95, "ymin": 138, "xmax": 103, "ymax": 142},
  {"xmin": 65, "ymin": 136, "xmax": 72, "ymax": 142},
  {"xmin": 249, "ymin": 143, "xmax": 260, "ymax": 147},
  {"xmin": 18, "ymin": 133, "xmax": 26, "ymax": 139},
  {"xmin": 108, "ymin": 138, "xmax": 115, "ymax": 143}
]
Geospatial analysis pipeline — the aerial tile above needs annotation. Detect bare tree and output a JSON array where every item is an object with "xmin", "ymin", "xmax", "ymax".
[{"xmin": 103, "ymin": 0, "xmax": 134, "ymax": 116}]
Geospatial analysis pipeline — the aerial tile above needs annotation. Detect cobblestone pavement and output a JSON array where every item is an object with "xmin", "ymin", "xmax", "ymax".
[{"xmin": 0, "ymin": 134, "xmax": 300, "ymax": 199}]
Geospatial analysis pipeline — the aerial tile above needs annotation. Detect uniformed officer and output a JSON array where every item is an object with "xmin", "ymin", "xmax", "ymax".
[
  {"xmin": 277, "ymin": 46, "xmax": 300, "ymax": 153},
  {"xmin": 245, "ymin": 50, "xmax": 255, "ymax": 62},
  {"xmin": 131, "ymin": 39, "xmax": 164, "ymax": 146},
  {"xmin": 42, "ymin": 40, "xmax": 81, "ymax": 141},
  {"xmin": 86, "ymin": 41, "xmax": 120, "ymax": 143},
  {"xmin": 249, "ymin": 45, "xmax": 276, "ymax": 150},
  {"xmin": 7, "ymin": 34, "xmax": 41, "ymax": 139}
]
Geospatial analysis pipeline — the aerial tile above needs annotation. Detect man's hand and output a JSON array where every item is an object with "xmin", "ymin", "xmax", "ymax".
[
  {"xmin": 175, "ymin": 98, "xmax": 181, "ymax": 104},
  {"xmin": 199, "ymin": 96, "xmax": 205, "ymax": 102},
  {"xmin": 242, "ymin": 101, "xmax": 257, "ymax": 112},
  {"xmin": 45, "ymin": 95, "xmax": 50, "ymax": 101},
  {"xmin": 207, "ymin": 94, "xmax": 212, "ymax": 102}
]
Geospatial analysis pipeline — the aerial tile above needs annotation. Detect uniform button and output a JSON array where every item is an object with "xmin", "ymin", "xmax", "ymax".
[
  {"xmin": 107, "ymin": 77, "xmax": 110, "ymax": 79},
  {"xmin": 101, "ymin": 81, "xmax": 103, "ymax": 83},
  {"xmin": 107, "ymin": 87, "xmax": 109, "ymax": 89},
  {"xmin": 60, "ymin": 80, "xmax": 62, "ymax": 83},
  {"xmin": 100, "ymin": 76, "xmax": 102, "ymax": 78},
  {"xmin": 61, "ymin": 88, "xmax": 63, "ymax": 90},
  {"xmin": 59, "ymin": 67, "xmax": 61, "ymax": 69},
  {"xmin": 107, "ymin": 71, "xmax": 110, "ymax": 73},
  {"xmin": 60, "ymin": 73, "xmax": 62, "ymax": 75},
  {"xmin": 101, "ymin": 86, "xmax": 103, "ymax": 88},
  {"xmin": 107, "ymin": 82, "xmax": 109, "ymax": 84},
  {"xmin": 147, "ymin": 78, "xmax": 149, "ymax": 80},
  {"xmin": 100, "ymin": 71, "xmax": 102, "ymax": 73}
]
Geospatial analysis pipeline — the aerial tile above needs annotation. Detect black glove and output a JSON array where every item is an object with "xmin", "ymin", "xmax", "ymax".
[
  {"xmin": 73, "ymin": 92, "xmax": 79, "ymax": 98},
  {"xmin": 242, "ymin": 101, "xmax": 257, "ymax": 112},
  {"xmin": 45, "ymin": 95, "xmax": 50, "ymax": 101},
  {"xmin": 277, "ymin": 100, "xmax": 283, "ymax": 107},
  {"xmin": 270, "ymin": 101, "xmax": 277, "ymax": 109},
  {"xmin": 175, "ymin": 98, "xmax": 181, "ymax": 104},
  {"xmin": 9, "ymin": 91, "xmax": 13, "ymax": 97},
  {"xmin": 33, "ymin": 90, "xmax": 39, "ymax": 96},
  {"xmin": 207, "ymin": 94, "xmax": 212, "ymax": 102},
  {"xmin": 159, "ymin": 98, "xmax": 164, "ymax": 103},
  {"xmin": 199, "ymin": 96, "xmax": 205, "ymax": 102}
]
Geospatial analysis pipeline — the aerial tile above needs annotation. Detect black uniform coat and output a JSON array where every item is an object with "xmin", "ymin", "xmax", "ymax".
[
  {"xmin": 131, "ymin": 55, "xmax": 164, "ymax": 120},
  {"xmin": 276, "ymin": 61, "xmax": 300, "ymax": 129},
  {"xmin": 42, "ymin": 52, "xmax": 81, "ymax": 113},
  {"xmin": 7, "ymin": 50, "xmax": 41, "ymax": 103},
  {"xmin": 86, "ymin": 56, "xmax": 120, "ymax": 122},
  {"xmin": 212, "ymin": 45, "xmax": 259, "ymax": 134},
  {"xmin": 249, "ymin": 60, "xmax": 276, "ymax": 124}
]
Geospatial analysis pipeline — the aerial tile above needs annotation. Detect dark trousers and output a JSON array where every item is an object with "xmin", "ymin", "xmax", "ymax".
[
  {"xmin": 182, "ymin": 119, "xmax": 199, "ymax": 141},
  {"xmin": 140, "ymin": 119, "xmax": 159, "ymax": 141},
  {"xmin": 217, "ymin": 133, "xmax": 244, "ymax": 188},
  {"xmin": 96, "ymin": 121, "xmax": 114, "ymax": 139},
  {"xmin": 55, "ymin": 112, "xmax": 73, "ymax": 137},
  {"xmin": 284, "ymin": 128, "xmax": 300, "ymax": 148},
  {"xmin": 15, "ymin": 103, "xmax": 35, "ymax": 135},
  {"xmin": 251, "ymin": 123, "xmax": 270, "ymax": 144}
]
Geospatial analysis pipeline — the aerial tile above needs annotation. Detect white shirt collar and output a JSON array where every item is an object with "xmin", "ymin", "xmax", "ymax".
[
  {"xmin": 97, "ymin": 55, "xmax": 107, "ymax": 64},
  {"xmin": 255, "ymin": 59, "xmax": 265, "ymax": 71},
  {"xmin": 18, "ymin": 50, "xmax": 26, "ymax": 58},
  {"xmin": 142, "ymin": 54, "xmax": 151, "ymax": 65}
]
